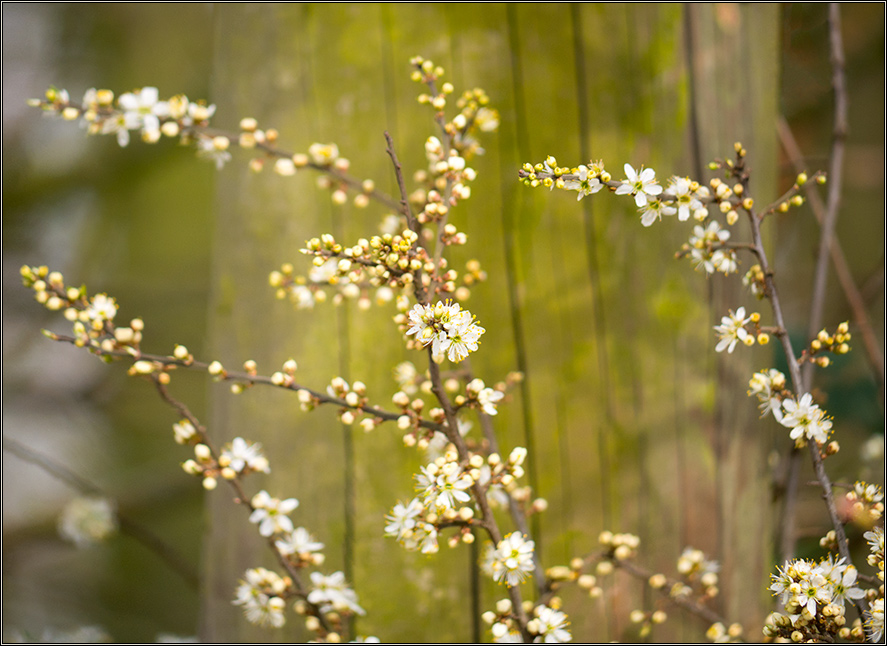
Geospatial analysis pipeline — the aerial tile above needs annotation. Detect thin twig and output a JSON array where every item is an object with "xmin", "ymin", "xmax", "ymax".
[
  {"xmin": 3, "ymin": 434, "xmax": 200, "ymax": 590},
  {"xmin": 45, "ymin": 333, "xmax": 448, "ymax": 436},
  {"xmin": 776, "ymin": 117, "xmax": 884, "ymax": 403},
  {"xmin": 149, "ymin": 378, "xmax": 337, "ymax": 636},
  {"xmin": 803, "ymin": 2, "xmax": 849, "ymax": 394}
]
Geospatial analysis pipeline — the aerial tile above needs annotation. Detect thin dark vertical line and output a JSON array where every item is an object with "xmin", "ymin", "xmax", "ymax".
[
  {"xmin": 330, "ymin": 173, "xmax": 355, "ymax": 637},
  {"xmin": 504, "ymin": 3, "xmax": 542, "ymax": 561},
  {"xmin": 682, "ymin": 9, "xmax": 711, "ymax": 639},
  {"xmin": 682, "ymin": 4, "xmax": 704, "ymax": 181},
  {"xmin": 469, "ymin": 536, "xmax": 481, "ymax": 643},
  {"xmin": 305, "ymin": 15, "xmax": 355, "ymax": 615},
  {"xmin": 571, "ymin": 5, "xmax": 618, "ymax": 640},
  {"xmin": 570, "ymin": 2, "xmax": 613, "ymax": 534},
  {"xmin": 379, "ymin": 4, "xmax": 400, "ymax": 172}
]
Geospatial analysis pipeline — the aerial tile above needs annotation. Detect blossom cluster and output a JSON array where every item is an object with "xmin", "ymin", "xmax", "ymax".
[
  {"xmin": 385, "ymin": 446, "xmax": 532, "ymax": 557},
  {"xmin": 747, "ymin": 368, "xmax": 789, "ymax": 420},
  {"xmin": 20, "ymin": 265, "xmax": 142, "ymax": 354},
  {"xmin": 864, "ymin": 527, "xmax": 885, "ymax": 641},
  {"xmin": 29, "ymin": 85, "xmax": 391, "ymax": 217},
  {"xmin": 766, "ymin": 556, "xmax": 868, "ymax": 641},
  {"xmin": 233, "ymin": 567, "xmax": 289, "ymax": 628},
  {"xmin": 482, "ymin": 598, "xmax": 573, "ymax": 644},
  {"xmin": 410, "ymin": 55, "xmax": 500, "ymax": 163},
  {"xmin": 271, "ymin": 229, "xmax": 427, "ymax": 309},
  {"xmin": 520, "ymin": 157, "xmax": 733, "ymax": 241},
  {"xmin": 404, "ymin": 300, "xmax": 485, "ymax": 363},
  {"xmin": 684, "ymin": 221, "xmax": 738, "ymax": 275},
  {"xmin": 30, "ymin": 86, "xmax": 216, "ymax": 148}
]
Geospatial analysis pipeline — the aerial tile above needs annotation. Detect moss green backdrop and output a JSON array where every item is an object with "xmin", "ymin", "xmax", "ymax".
[{"xmin": 3, "ymin": 4, "xmax": 883, "ymax": 643}]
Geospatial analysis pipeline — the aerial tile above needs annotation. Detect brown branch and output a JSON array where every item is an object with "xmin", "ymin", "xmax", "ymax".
[
  {"xmin": 46, "ymin": 333, "xmax": 447, "ymax": 436},
  {"xmin": 3, "ymin": 434, "xmax": 200, "ymax": 590},
  {"xmin": 776, "ymin": 117, "xmax": 884, "ymax": 404},
  {"xmin": 738, "ymin": 150, "xmax": 869, "ymax": 633},
  {"xmin": 148, "ymin": 377, "xmax": 337, "ymax": 636},
  {"xmin": 425, "ymin": 348, "xmax": 530, "ymax": 640},
  {"xmin": 803, "ymin": 2, "xmax": 850, "ymax": 395}
]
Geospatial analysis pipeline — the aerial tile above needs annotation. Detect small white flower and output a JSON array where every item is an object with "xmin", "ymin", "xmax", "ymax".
[
  {"xmin": 249, "ymin": 490, "xmax": 299, "ymax": 537},
  {"xmin": 825, "ymin": 561, "xmax": 865, "ymax": 608},
  {"xmin": 196, "ymin": 136, "xmax": 232, "ymax": 170},
  {"xmin": 489, "ymin": 532, "xmax": 535, "ymax": 587},
  {"xmin": 117, "ymin": 86, "xmax": 169, "ymax": 141},
  {"xmin": 275, "ymin": 527, "xmax": 324, "ymax": 559},
  {"xmin": 711, "ymin": 248, "xmax": 738, "ymax": 275},
  {"xmin": 308, "ymin": 143, "xmax": 339, "ymax": 165},
  {"xmin": 307, "ymin": 571, "xmax": 365, "ymax": 615},
  {"xmin": 867, "ymin": 597, "xmax": 884, "ymax": 642},
  {"xmin": 615, "ymin": 163, "xmax": 662, "ymax": 207},
  {"xmin": 713, "ymin": 307, "xmax": 751, "ymax": 353},
  {"xmin": 415, "ymin": 462, "xmax": 474, "ymax": 512},
  {"xmin": 232, "ymin": 567, "xmax": 287, "ymax": 628},
  {"xmin": 384, "ymin": 497, "xmax": 424, "ymax": 542},
  {"xmin": 688, "ymin": 221, "xmax": 731, "ymax": 274},
  {"xmin": 639, "ymin": 199, "xmax": 677, "ymax": 227},
  {"xmin": 747, "ymin": 369, "xmax": 786, "ymax": 422},
  {"xmin": 478, "ymin": 387, "xmax": 505, "ymax": 415},
  {"xmin": 85, "ymin": 293, "xmax": 117, "ymax": 323},
  {"xmin": 665, "ymin": 176, "xmax": 703, "ymax": 221},
  {"xmin": 780, "ymin": 393, "xmax": 832, "ymax": 444},
  {"xmin": 533, "ymin": 606, "xmax": 572, "ymax": 643},
  {"xmin": 221, "ymin": 437, "xmax": 270, "ymax": 474},
  {"xmin": 563, "ymin": 165, "xmax": 603, "ymax": 201}
]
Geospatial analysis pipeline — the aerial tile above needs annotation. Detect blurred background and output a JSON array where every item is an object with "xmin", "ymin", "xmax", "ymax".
[{"xmin": 2, "ymin": 4, "xmax": 883, "ymax": 643}]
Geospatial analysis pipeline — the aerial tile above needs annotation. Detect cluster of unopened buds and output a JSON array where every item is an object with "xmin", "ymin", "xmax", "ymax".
[
  {"xmin": 410, "ymin": 56, "xmax": 499, "ymax": 161},
  {"xmin": 675, "ymin": 547, "xmax": 721, "ymax": 599},
  {"xmin": 180, "ymin": 437, "xmax": 269, "ymax": 490},
  {"xmin": 20, "ymin": 264, "xmax": 144, "ymax": 353},
  {"xmin": 706, "ymin": 621, "xmax": 745, "ymax": 643},
  {"xmin": 842, "ymin": 483, "xmax": 885, "ymax": 525},
  {"xmin": 800, "ymin": 321, "xmax": 852, "ymax": 367},
  {"xmin": 596, "ymin": 530, "xmax": 641, "ymax": 564}
]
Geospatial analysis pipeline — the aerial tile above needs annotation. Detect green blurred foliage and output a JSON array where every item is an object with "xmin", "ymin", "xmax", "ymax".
[{"xmin": 2, "ymin": 3, "xmax": 882, "ymax": 643}]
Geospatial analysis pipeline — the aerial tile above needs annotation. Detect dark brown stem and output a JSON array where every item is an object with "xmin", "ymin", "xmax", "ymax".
[
  {"xmin": 384, "ymin": 131, "xmax": 430, "ymax": 307},
  {"xmin": 740, "ymin": 161, "xmax": 864, "ymax": 627},
  {"xmin": 425, "ymin": 348, "xmax": 530, "ymax": 639}
]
